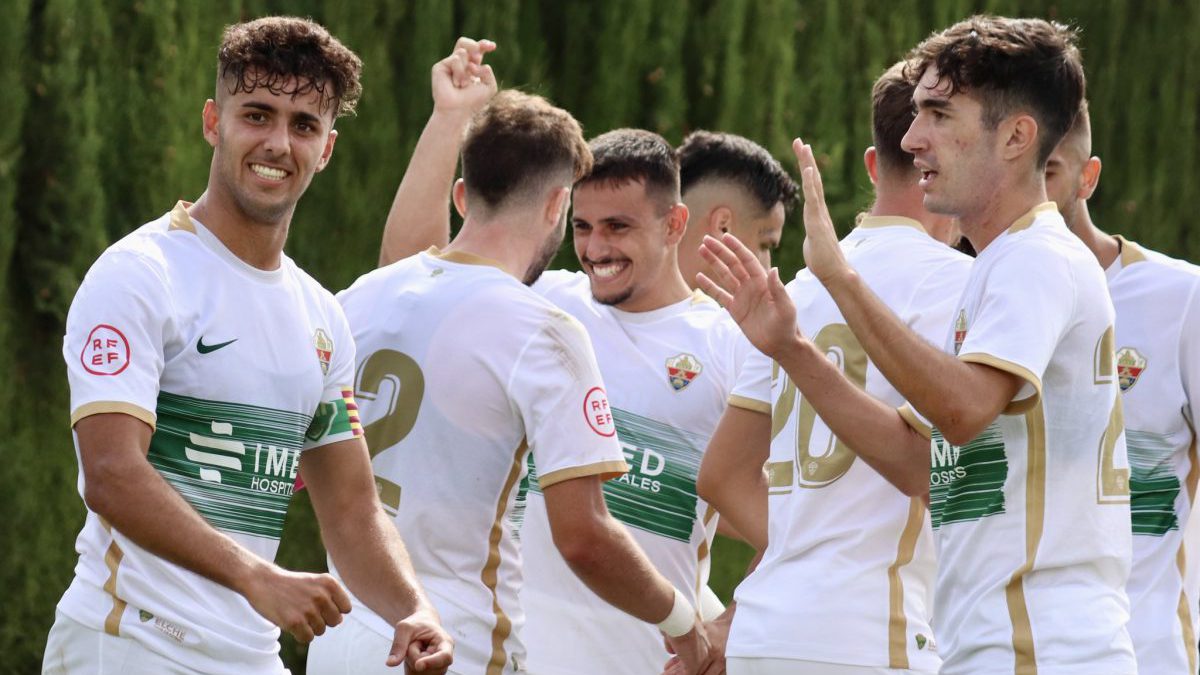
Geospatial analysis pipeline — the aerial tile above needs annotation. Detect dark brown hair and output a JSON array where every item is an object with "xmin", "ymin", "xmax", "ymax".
[
  {"xmin": 872, "ymin": 62, "xmax": 919, "ymax": 173},
  {"xmin": 906, "ymin": 15, "xmax": 1085, "ymax": 167},
  {"xmin": 461, "ymin": 90, "xmax": 592, "ymax": 212},
  {"xmin": 577, "ymin": 129, "xmax": 680, "ymax": 209},
  {"xmin": 678, "ymin": 130, "xmax": 799, "ymax": 214},
  {"xmin": 218, "ymin": 16, "xmax": 363, "ymax": 118}
]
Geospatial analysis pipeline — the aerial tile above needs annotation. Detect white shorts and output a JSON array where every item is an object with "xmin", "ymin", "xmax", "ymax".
[
  {"xmin": 41, "ymin": 610, "xmax": 288, "ymax": 675},
  {"xmin": 728, "ymin": 657, "xmax": 924, "ymax": 675},
  {"xmin": 306, "ymin": 613, "xmax": 396, "ymax": 675}
]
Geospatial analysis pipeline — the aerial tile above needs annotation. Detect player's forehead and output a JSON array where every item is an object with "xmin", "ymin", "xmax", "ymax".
[
  {"xmin": 572, "ymin": 179, "xmax": 658, "ymax": 221},
  {"xmin": 221, "ymin": 71, "xmax": 335, "ymax": 120},
  {"xmin": 913, "ymin": 65, "xmax": 958, "ymax": 107}
]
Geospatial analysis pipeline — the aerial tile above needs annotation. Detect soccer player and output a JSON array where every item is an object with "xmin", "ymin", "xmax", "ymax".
[
  {"xmin": 312, "ymin": 81, "xmax": 712, "ymax": 674},
  {"xmin": 698, "ymin": 16, "xmax": 1136, "ymax": 674},
  {"xmin": 42, "ymin": 17, "xmax": 451, "ymax": 675},
  {"xmin": 1045, "ymin": 101, "xmax": 1200, "ymax": 675},
  {"xmin": 693, "ymin": 61, "xmax": 971, "ymax": 675}
]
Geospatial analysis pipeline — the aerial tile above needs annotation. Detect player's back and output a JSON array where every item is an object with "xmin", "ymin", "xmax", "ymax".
[
  {"xmin": 337, "ymin": 249, "xmax": 625, "ymax": 673},
  {"xmin": 728, "ymin": 217, "xmax": 969, "ymax": 672}
]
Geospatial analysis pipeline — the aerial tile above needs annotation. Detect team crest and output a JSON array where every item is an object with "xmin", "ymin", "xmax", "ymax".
[
  {"xmin": 666, "ymin": 353, "xmax": 702, "ymax": 391},
  {"xmin": 313, "ymin": 328, "xmax": 333, "ymax": 375},
  {"xmin": 953, "ymin": 309, "xmax": 968, "ymax": 355},
  {"xmin": 1116, "ymin": 347, "xmax": 1147, "ymax": 392}
]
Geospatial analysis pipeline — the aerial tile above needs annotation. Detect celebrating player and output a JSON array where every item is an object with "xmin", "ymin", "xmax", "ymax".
[
  {"xmin": 311, "ymin": 46, "xmax": 712, "ymax": 674},
  {"xmin": 694, "ymin": 61, "xmax": 972, "ymax": 675},
  {"xmin": 1046, "ymin": 101, "xmax": 1200, "ymax": 675},
  {"xmin": 699, "ymin": 16, "xmax": 1136, "ymax": 674},
  {"xmin": 42, "ymin": 17, "xmax": 451, "ymax": 675}
]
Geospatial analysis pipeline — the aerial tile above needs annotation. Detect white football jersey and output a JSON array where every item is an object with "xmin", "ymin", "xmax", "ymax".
[
  {"xmin": 725, "ymin": 218, "xmax": 970, "ymax": 672},
  {"xmin": 901, "ymin": 203, "xmax": 1136, "ymax": 674},
  {"xmin": 518, "ymin": 271, "xmax": 751, "ymax": 675},
  {"xmin": 1106, "ymin": 237, "xmax": 1200, "ymax": 675},
  {"xmin": 59, "ymin": 202, "xmax": 362, "ymax": 674},
  {"xmin": 334, "ymin": 250, "xmax": 627, "ymax": 674}
]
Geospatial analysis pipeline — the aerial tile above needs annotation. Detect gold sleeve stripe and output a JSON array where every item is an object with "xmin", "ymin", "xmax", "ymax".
[
  {"xmin": 727, "ymin": 395, "xmax": 770, "ymax": 414},
  {"xmin": 897, "ymin": 404, "xmax": 931, "ymax": 440},
  {"xmin": 71, "ymin": 401, "xmax": 157, "ymax": 431},
  {"xmin": 537, "ymin": 460, "xmax": 630, "ymax": 489},
  {"xmin": 958, "ymin": 353, "xmax": 1043, "ymax": 415}
]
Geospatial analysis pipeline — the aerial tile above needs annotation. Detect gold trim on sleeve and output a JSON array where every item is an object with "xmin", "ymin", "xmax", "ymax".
[
  {"xmin": 727, "ymin": 395, "xmax": 770, "ymax": 414},
  {"xmin": 1004, "ymin": 402, "xmax": 1048, "ymax": 674},
  {"xmin": 71, "ymin": 401, "xmax": 157, "ymax": 431},
  {"xmin": 482, "ymin": 439, "xmax": 529, "ymax": 675},
  {"xmin": 958, "ymin": 353, "xmax": 1043, "ymax": 415},
  {"xmin": 897, "ymin": 404, "xmax": 932, "ymax": 440},
  {"xmin": 536, "ymin": 460, "xmax": 630, "ymax": 490},
  {"xmin": 887, "ymin": 497, "xmax": 926, "ymax": 669}
]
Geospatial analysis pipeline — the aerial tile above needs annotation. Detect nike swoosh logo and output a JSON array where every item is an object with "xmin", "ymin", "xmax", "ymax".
[{"xmin": 196, "ymin": 337, "xmax": 238, "ymax": 354}]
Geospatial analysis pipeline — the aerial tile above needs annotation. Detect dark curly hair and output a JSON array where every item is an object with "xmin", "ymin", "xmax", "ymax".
[
  {"xmin": 678, "ymin": 130, "xmax": 799, "ymax": 215},
  {"xmin": 906, "ymin": 15, "xmax": 1085, "ymax": 167},
  {"xmin": 218, "ymin": 16, "xmax": 363, "ymax": 118}
]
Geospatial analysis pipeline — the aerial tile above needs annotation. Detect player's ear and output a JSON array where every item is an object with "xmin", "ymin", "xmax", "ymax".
[
  {"xmin": 202, "ymin": 99, "xmax": 220, "ymax": 148},
  {"xmin": 1000, "ymin": 113, "xmax": 1039, "ymax": 163},
  {"xmin": 1079, "ymin": 156, "xmax": 1102, "ymax": 200},
  {"xmin": 314, "ymin": 129, "xmax": 338, "ymax": 173},
  {"xmin": 543, "ymin": 186, "xmax": 570, "ymax": 229},
  {"xmin": 710, "ymin": 206, "xmax": 733, "ymax": 236},
  {"xmin": 452, "ymin": 179, "xmax": 468, "ymax": 218},
  {"xmin": 863, "ymin": 147, "xmax": 879, "ymax": 185},
  {"xmin": 665, "ymin": 203, "xmax": 689, "ymax": 245}
]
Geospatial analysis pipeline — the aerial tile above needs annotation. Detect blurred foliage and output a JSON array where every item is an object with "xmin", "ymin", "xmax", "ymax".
[{"xmin": 3, "ymin": 0, "xmax": 1197, "ymax": 672}]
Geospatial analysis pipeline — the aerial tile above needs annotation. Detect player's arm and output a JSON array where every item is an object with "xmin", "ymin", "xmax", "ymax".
[
  {"xmin": 697, "ymin": 235, "xmax": 931, "ymax": 496},
  {"xmin": 790, "ymin": 139, "xmax": 1022, "ymax": 446},
  {"xmin": 542, "ymin": 476, "xmax": 712, "ymax": 673},
  {"xmin": 696, "ymin": 406, "xmax": 770, "ymax": 551},
  {"xmin": 378, "ymin": 38, "xmax": 497, "ymax": 267},
  {"xmin": 75, "ymin": 413, "xmax": 350, "ymax": 644},
  {"xmin": 302, "ymin": 436, "xmax": 452, "ymax": 672}
]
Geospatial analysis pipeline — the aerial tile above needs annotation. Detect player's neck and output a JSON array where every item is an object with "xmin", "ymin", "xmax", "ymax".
[
  {"xmin": 958, "ymin": 172, "xmax": 1047, "ymax": 253},
  {"xmin": 188, "ymin": 190, "xmax": 289, "ymax": 271},
  {"xmin": 445, "ymin": 219, "xmax": 538, "ymax": 281},
  {"xmin": 1066, "ymin": 205, "xmax": 1119, "ymax": 269},
  {"xmin": 868, "ymin": 184, "xmax": 932, "ymax": 228}
]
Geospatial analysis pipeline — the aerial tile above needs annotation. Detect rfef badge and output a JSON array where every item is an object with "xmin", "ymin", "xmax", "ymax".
[{"xmin": 666, "ymin": 353, "xmax": 702, "ymax": 391}]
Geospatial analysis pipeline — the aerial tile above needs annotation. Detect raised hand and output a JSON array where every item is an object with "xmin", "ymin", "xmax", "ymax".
[
  {"xmin": 793, "ymin": 138, "xmax": 851, "ymax": 288},
  {"xmin": 696, "ymin": 233, "xmax": 800, "ymax": 359},
  {"xmin": 239, "ymin": 563, "xmax": 352, "ymax": 643},
  {"xmin": 431, "ymin": 37, "xmax": 497, "ymax": 118},
  {"xmin": 387, "ymin": 606, "xmax": 454, "ymax": 673}
]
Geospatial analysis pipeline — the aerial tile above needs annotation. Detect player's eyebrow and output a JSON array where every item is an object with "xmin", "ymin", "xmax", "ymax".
[{"xmin": 916, "ymin": 97, "xmax": 952, "ymax": 112}]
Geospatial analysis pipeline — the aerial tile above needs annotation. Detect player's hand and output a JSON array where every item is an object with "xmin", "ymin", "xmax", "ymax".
[
  {"xmin": 697, "ymin": 233, "xmax": 801, "ymax": 359},
  {"xmin": 240, "ymin": 562, "xmax": 351, "ymax": 643},
  {"xmin": 662, "ymin": 612, "xmax": 730, "ymax": 675},
  {"xmin": 431, "ymin": 37, "xmax": 497, "ymax": 119},
  {"xmin": 386, "ymin": 606, "xmax": 453, "ymax": 673},
  {"xmin": 662, "ymin": 619, "xmax": 713, "ymax": 674},
  {"xmin": 793, "ymin": 138, "xmax": 852, "ymax": 288}
]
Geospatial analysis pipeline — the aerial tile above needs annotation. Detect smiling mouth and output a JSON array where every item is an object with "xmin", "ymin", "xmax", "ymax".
[
  {"xmin": 588, "ymin": 260, "xmax": 629, "ymax": 280},
  {"xmin": 250, "ymin": 163, "xmax": 288, "ymax": 181}
]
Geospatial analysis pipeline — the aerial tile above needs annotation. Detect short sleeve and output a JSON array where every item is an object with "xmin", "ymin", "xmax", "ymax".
[
  {"xmin": 729, "ymin": 342, "xmax": 771, "ymax": 414},
  {"xmin": 302, "ymin": 302, "xmax": 364, "ymax": 451},
  {"xmin": 510, "ymin": 309, "xmax": 628, "ymax": 489},
  {"xmin": 64, "ymin": 252, "xmax": 169, "ymax": 429},
  {"xmin": 957, "ymin": 247, "xmax": 1075, "ymax": 413}
]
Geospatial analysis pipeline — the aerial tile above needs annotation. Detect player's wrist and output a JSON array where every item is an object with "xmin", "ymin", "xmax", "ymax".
[
  {"xmin": 429, "ymin": 105, "xmax": 477, "ymax": 128},
  {"xmin": 656, "ymin": 587, "xmax": 697, "ymax": 637}
]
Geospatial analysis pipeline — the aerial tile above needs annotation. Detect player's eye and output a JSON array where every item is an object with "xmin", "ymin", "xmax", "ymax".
[
  {"xmin": 246, "ymin": 112, "xmax": 267, "ymax": 123},
  {"xmin": 572, "ymin": 221, "xmax": 591, "ymax": 231}
]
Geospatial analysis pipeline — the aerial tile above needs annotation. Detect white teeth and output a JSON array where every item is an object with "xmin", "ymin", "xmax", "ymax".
[
  {"xmin": 592, "ymin": 264, "xmax": 624, "ymax": 279},
  {"xmin": 251, "ymin": 164, "xmax": 287, "ymax": 180}
]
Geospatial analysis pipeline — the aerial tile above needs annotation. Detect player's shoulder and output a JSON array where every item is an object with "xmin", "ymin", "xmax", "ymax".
[
  {"xmin": 530, "ymin": 268, "xmax": 588, "ymax": 301},
  {"xmin": 1119, "ymin": 239, "xmax": 1200, "ymax": 289},
  {"xmin": 84, "ymin": 209, "xmax": 183, "ymax": 289}
]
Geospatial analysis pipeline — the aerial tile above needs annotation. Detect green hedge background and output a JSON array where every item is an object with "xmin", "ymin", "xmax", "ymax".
[{"xmin": 3, "ymin": 1, "xmax": 1197, "ymax": 672}]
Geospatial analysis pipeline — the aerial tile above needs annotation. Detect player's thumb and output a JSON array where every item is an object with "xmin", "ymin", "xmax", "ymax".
[{"xmin": 480, "ymin": 64, "xmax": 497, "ymax": 89}]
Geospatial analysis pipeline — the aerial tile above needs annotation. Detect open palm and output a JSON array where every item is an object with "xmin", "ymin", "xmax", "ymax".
[{"xmin": 696, "ymin": 234, "xmax": 799, "ymax": 358}]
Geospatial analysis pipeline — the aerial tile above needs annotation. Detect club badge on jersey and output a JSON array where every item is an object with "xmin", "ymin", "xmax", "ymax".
[
  {"xmin": 314, "ymin": 328, "xmax": 333, "ymax": 375},
  {"xmin": 953, "ymin": 309, "xmax": 968, "ymax": 355},
  {"xmin": 1116, "ymin": 347, "xmax": 1147, "ymax": 392},
  {"xmin": 665, "ymin": 353, "xmax": 703, "ymax": 391}
]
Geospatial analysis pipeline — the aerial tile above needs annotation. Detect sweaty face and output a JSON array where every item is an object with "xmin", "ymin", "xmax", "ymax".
[
  {"xmin": 571, "ymin": 180, "xmax": 674, "ymax": 308},
  {"xmin": 207, "ymin": 75, "xmax": 336, "ymax": 225},
  {"xmin": 901, "ymin": 66, "xmax": 1002, "ymax": 219}
]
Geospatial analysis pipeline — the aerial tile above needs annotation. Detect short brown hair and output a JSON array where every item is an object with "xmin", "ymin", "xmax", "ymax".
[
  {"xmin": 461, "ymin": 90, "xmax": 592, "ymax": 213},
  {"xmin": 872, "ymin": 62, "xmax": 918, "ymax": 173},
  {"xmin": 678, "ymin": 130, "xmax": 799, "ymax": 214},
  {"xmin": 906, "ymin": 15, "xmax": 1085, "ymax": 167},
  {"xmin": 577, "ymin": 129, "xmax": 680, "ymax": 209},
  {"xmin": 218, "ymin": 16, "xmax": 363, "ymax": 118}
]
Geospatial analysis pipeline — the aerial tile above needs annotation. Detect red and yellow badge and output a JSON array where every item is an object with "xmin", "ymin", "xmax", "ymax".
[
  {"xmin": 313, "ymin": 328, "xmax": 333, "ymax": 375},
  {"xmin": 1116, "ymin": 347, "xmax": 1147, "ymax": 392},
  {"xmin": 666, "ymin": 353, "xmax": 703, "ymax": 391},
  {"xmin": 953, "ymin": 309, "xmax": 968, "ymax": 355}
]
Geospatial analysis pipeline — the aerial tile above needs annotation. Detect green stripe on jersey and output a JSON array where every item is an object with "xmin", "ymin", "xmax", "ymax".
[
  {"xmin": 929, "ymin": 422, "xmax": 1007, "ymax": 529},
  {"xmin": 1127, "ymin": 429, "xmax": 1181, "ymax": 537},
  {"xmin": 147, "ymin": 391, "xmax": 311, "ymax": 540},
  {"xmin": 528, "ymin": 407, "xmax": 707, "ymax": 543}
]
